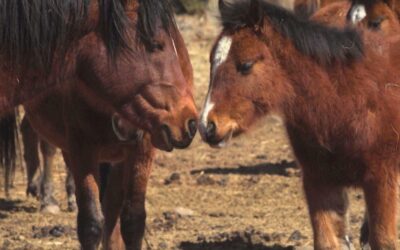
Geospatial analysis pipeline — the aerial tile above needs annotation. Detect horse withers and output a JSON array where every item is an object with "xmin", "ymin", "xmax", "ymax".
[{"xmin": 200, "ymin": 0, "xmax": 400, "ymax": 249}]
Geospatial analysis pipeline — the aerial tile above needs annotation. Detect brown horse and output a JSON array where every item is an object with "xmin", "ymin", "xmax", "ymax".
[
  {"xmin": 348, "ymin": 0, "xmax": 400, "ymax": 27},
  {"xmin": 0, "ymin": 0, "xmax": 143, "ymax": 115},
  {"xmin": 200, "ymin": 0, "xmax": 400, "ymax": 249},
  {"xmin": 295, "ymin": 0, "xmax": 400, "ymax": 33},
  {"xmin": 311, "ymin": 1, "xmax": 400, "ymax": 248},
  {"xmin": 9, "ymin": 1, "xmax": 198, "ymax": 249}
]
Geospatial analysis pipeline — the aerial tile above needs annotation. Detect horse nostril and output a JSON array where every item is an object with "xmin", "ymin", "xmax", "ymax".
[
  {"xmin": 160, "ymin": 124, "xmax": 173, "ymax": 148},
  {"xmin": 206, "ymin": 121, "xmax": 216, "ymax": 140},
  {"xmin": 188, "ymin": 119, "xmax": 197, "ymax": 138}
]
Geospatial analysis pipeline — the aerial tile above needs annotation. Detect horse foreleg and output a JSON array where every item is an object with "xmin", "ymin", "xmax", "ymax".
[
  {"xmin": 120, "ymin": 136, "xmax": 155, "ymax": 250},
  {"xmin": 303, "ymin": 174, "xmax": 352, "ymax": 250},
  {"xmin": 21, "ymin": 116, "xmax": 40, "ymax": 197},
  {"xmin": 102, "ymin": 163, "xmax": 124, "ymax": 250},
  {"xmin": 363, "ymin": 169, "xmax": 397, "ymax": 250},
  {"xmin": 65, "ymin": 168, "xmax": 77, "ymax": 212},
  {"xmin": 63, "ymin": 150, "xmax": 104, "ymax": 250},
  {"xmin": 39, "ymin": 139, "xmax": 59, "ymax": 214}
]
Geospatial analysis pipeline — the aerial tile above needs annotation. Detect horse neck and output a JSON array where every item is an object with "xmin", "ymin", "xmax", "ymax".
[{"xmin": 262, "ymin": 25, "xmax": 344, "ymax": 131}]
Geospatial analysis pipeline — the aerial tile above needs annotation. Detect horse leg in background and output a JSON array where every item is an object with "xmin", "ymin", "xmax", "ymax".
[
  {"xmin": 65, "ymin": 167, "xmax": 77, "ymax": 212},
  {"xmin": 99, "ymin": 162, "xmax": 111, "ymax": 202},
  {"xmin": 0, "ymin": 111, "xmax": 18, "ymax": 197},
  {"xmin": 363, "ymin": 168, "xmax": 397, "ymax": 250},
  {"xmin": 63, "ymin": 148, "xmax": 104, "ymax": 250},
  {"xmin": 38, "ymin": 139, "xmax": 60, "ymax": 213},
  {"xmin": 120, "ymin": 135, "xmax": 155, "ymax": 250},
  {"xmin": 360, "ymin": 210, "xmax": 370, "ymax": 249},
  {"xmin": 21, "ymin": 116, "xmax": 40, "ymax": 197},
  {"xmin": 303, "ymin": 172, "xmax": 353, "ymax": 250},
  {"xmin": 102, "ymin": 163, "xmax": 124, "ymax": 250}
]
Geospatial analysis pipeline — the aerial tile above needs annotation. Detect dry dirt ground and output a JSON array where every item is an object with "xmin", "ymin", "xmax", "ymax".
[{"xmin": 0, "ymin": 7, "xmax": 398, "ymax": 250}]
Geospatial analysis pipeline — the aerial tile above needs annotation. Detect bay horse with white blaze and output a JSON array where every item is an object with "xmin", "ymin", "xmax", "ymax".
[
  {"xmin": 200, "ymin": 0, "xmax": 400, "ymax": 249},
  {"xmin": 10, "ymin": 0, "xmax": 198, "ymax": 249}
]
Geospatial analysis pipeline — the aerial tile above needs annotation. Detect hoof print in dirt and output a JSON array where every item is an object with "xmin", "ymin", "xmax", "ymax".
[
  {"xmin": 196, "ymin": 175, "xmax": 216, "ymax": 185},
  {"xmin": 40, "ymin": 204, "xmax": 61, "ymax": 214},
  {"xmin": 164, "ymin": 172, "xmax": 181, "ymax": 185},
  {"xmin": 288, "ymin": 230, "xmax": 307, "ymax": 242},
  {"xmin": 175, "ymin": 207, "xmax": 195, "ymax": 217},
  {"xmin": 180, "ymin": 229, "xmax": 294, "ymax": 250},
  {"xmin": 196, "ymin": 174, "xmax": 228, "ymax": 186},
  {"xmin": 32, "ymin": 225, "xmax": 75, "ymax": 239}
]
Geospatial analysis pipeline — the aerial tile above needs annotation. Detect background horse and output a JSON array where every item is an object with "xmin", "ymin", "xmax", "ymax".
[
  {"xmin": 20, "ymin": 116, "xmax": 76, "ymax": 213},
  {"xmin": 200, "ymin": 0, "xmax": 400, "ymax": 249},
  {"xmin": 294, "ymin": 0, "xmax": 400, "ymax": 33},
  {"xmin": 0, "ymin": 0, "xmax": 138, "ymax": 115},
  {"xmin": 24, "ymin": 0, "xmax": 197, "ymax": 249}
]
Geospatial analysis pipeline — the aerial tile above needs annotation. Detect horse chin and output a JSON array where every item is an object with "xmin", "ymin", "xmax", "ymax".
[
  {"xmin": 151, "ymin": 129, "xmax": 174, "ymax": 152},
  {"xmin": 111, "ymin": 114, "xmax": 143, "ymax": 143},
  {"xmin": 210, "ymin": 129, "xmax": 234, "ymax": 149}
]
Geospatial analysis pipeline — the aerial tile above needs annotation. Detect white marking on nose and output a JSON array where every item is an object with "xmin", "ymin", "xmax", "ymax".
[
  {"xmin": 200, "ymin": 36, "xmax": 232, "ymax": 131},
  {"xmin": 201, "ymin": 97, "xmax": 215, "ymax": 129},
  {"xmin": 171, "ymin": 38, "xmax": 178, "ymax": 57},
  {"xmin": 350, "ymin": 4, "xmax": 366, "ymax": 24}
]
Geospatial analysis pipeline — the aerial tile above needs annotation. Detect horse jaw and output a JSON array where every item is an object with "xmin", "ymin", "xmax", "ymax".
[{"xmin": 111, "ymin": 114, "xmax": 143, "ymax": 142}]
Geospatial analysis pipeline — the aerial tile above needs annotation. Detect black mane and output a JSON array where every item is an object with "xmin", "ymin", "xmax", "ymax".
[
  {"xmin": 219, "ymin": 0, "xmax": 364, "ymax": 64},
  {"xmin": 100, "ymin": 0, "xmax": 176, "ymax": 56},
  {"xmin": 137, "ymin": 0, "xmax": 176, "ymax": 46},
  {"xmin": 0, "ymin": 0, "xmax": 89, "ymax": 72},
  {"xmin": 0, "ymin": 0, "xmax": 176, "ymax": 73}
]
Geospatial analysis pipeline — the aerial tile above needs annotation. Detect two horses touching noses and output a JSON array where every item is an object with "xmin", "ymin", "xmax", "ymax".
[
  {"xmin": 199, "ymin": 0, "xmax": 400, "ymax": 249},
  {"xmin": 2, "ymin": 0, "xmax": 400, "ymax": 249},
  {"xmin": 0, "ymin": 0, "xmax": 198, "ymax": 249}
]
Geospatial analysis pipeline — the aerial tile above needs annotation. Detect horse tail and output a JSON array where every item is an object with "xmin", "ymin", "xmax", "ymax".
[
  {"xmin": 294, "ymin": 0, "xmax": 320, "ymax": 19},
  {"xmin": 0, "ymin": 109, "xmax": 18, "ymax": 197},
  {"xmin": 99, "ymin": 162, "xmax": 111, "ymax": 202}
]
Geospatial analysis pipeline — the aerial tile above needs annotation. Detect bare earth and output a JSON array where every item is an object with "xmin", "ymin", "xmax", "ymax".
[{"xmin": 0, "ymin": 10, "xmax": 396, "ymax": 250}]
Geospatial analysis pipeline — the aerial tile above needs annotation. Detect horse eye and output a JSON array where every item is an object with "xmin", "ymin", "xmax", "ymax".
[
  {"xmin": 149, "ymin": 41, "xmax": 164, "ymax": 52},
  {"xmin": 368, "ymin": 17, "xmax": 384, "ymax": 30},
  {"xmin": 237, "ymin": 61, "xmax": 255, "ymax": 75}
]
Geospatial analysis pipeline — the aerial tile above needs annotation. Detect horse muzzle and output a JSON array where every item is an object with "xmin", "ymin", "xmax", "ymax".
[{"xmin": 156, "ymin": 119, "xmax": 197, "ymax": 152}]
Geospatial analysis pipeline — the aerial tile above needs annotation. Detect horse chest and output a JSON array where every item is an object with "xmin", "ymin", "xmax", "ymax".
[{"xmin": 287, "ymin": 127, "xmax": 367, "ymax": 185}]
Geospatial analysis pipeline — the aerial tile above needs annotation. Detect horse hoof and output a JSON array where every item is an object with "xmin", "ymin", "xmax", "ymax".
[
  {"xmin": 26, "ymin": 185, "xmax": 39, "ymax": 198},
  {"xmin": 67, "ymin": 203, "xmax": 76, "ymax": 212},
  {"xmin": 41, "ymin": 204, "xmax": 61, "ymax": 214},
  {"xmin": 361, "ymin": 243, "xmax": 371, "ymax": 250},
  {"xmin": 341, "ymin": 242, "xmax": 355, "ymax": 250}
]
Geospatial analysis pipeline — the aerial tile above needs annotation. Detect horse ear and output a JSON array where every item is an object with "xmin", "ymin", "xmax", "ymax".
[
  {"xmin": 384, "ymin": 0, "xmax": 395, "ymax": 9},
  {"xmin": 248, "ymin": 0, "xmax": 263, "ymax": 27},
  {"xmin": 219, "ymin": 0, "xmax": 228, "ymax": 15}
]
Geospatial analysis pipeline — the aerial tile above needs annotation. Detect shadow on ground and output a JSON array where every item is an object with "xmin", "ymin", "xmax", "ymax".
[
  {"xmin": 190, "ymin": 161, "xmax": 297, "ymax": 177},
  {"xmin": 180, "ymin": 240, "xmax": 294, "ymax": 250},
  {"xmin": 0, "ymin": 198, "xmax": 36, "ymax": 213}
]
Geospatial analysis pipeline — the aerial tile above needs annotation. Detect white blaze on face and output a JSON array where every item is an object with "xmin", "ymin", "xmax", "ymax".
[
  {"xmin": 200, "ymin": 36, "xmax": 232, "ymax": 131},
  {"xmin": 350, "ymin": 4, "xmax": 366, "ymax": 24}
]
